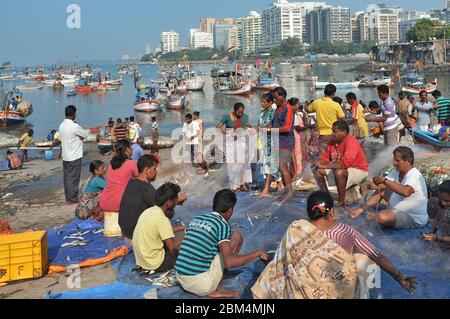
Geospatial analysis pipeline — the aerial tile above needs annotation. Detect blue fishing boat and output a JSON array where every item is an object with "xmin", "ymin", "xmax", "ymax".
[{"xmin": 410, "ymin": 129, "xmax": 450, "ymax": 151}]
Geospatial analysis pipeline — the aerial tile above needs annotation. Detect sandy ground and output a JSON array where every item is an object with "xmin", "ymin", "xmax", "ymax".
[{"xmin": 0, "ymin": 146, "xmax": 184, "ymax": 299}]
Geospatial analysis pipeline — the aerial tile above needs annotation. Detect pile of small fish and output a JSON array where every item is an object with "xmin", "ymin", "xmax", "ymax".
[
  {"xmin": 144, "ymin": 270, "xmax": 178, "ymax": 288},
  {"xmin": 59, "ymin": 229, "xmax": 103, "ymax": 248}
]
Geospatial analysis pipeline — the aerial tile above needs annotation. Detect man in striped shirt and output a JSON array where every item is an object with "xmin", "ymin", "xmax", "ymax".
[
  {"xmin": 432, "ymin": 90, "xmax": 450, "ymax": 126},
  {"xmin": 366, "ymin": 85, "xmax": 403, "ymax": 146},
  {"xmin": 113, "ymin": 118, "xmax": 129, "ymax": 142},
  {"xmin": 175, "ymin": 189, "xmax": 269, "ymax": 298}
]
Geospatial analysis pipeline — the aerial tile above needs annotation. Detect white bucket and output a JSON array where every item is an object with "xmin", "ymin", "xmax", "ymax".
[{"xmin": 104, "ymin": 212, "xmax": 122, "ymax": 237}]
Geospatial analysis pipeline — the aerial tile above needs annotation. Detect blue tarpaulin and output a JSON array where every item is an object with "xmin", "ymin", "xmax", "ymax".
[
  {"xmin": 46, "ymin": 282, "xmax": 155, "ymax": 299},
  {"xmin": 47, "ymin": 219, "xmax": 129, "ymax": 267}
]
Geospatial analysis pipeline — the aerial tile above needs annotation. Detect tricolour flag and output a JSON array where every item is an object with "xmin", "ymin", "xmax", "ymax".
[{"xmin": 227, "ymin": 45, "xmax": 237, "ymax": 53}]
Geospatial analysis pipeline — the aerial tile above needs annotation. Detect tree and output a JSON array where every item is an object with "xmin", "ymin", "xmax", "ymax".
[{"xmin": 406, "ymin": 18, "xmax": 450, "ymax": 42}]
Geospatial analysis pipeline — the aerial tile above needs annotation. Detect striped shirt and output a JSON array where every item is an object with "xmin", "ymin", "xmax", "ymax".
[
  {"xmin": 436, "ymin": 96, "xmax": 450, "ymax": 124},
  {"xmin": 381, "ymin": 97, "xmax": 401, "ymax": 131},
  {"xmin": 114, "ymin": 124, "xmax": 129, "ymax": 141},
  {"xmin": 175, "ymin": 212, "xmax": 232, "ymax": 276},
  {"xmin": 324, "ymin": 223, "xmax": 380, "ymax": 260}
]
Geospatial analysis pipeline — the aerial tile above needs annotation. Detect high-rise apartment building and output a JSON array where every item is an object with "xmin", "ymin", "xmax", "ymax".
[
  {"xmin": 261, "ymin": 0, "xmax": 328, "ymax": 48},
  {"xmin": 199, "ymin": 18, "xmax": 238, "ymax": 34},
  {"xmin": 189, "ymin": 29, "xmax": 214, "ymax": 49},
  {"xmin": 366, "ymin": 4, "xmax": 401, "ymax": 44},
  {"xmin": 305, "ymin": 6, "xmax": 351, "ymax": 45},
  {"xmin": 160, "ymin": 31, "xmax": 180, "ymax": 53},
  {"xmin": 239, "ymin": 11, "xmax": 262, "ymax": 56}
]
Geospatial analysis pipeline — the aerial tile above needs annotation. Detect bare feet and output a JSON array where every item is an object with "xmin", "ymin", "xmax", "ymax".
[
  {"xmin": 349, "ymin": 207, "xmax": 364, "ymax": 220},
  {"xmin": 277, "ymin": 182, "xmax": 284, "ymax": 191},
  {"xmin": 208, "ymin": 287, "xmax": 239, "ymax": 299},
  {"xmin": 241, "ymin": 184, "xmax": 249, "ymax": 192},
  {"xmin": 257, "ymin": 191, "xmax": 270, "ymax": 199}
]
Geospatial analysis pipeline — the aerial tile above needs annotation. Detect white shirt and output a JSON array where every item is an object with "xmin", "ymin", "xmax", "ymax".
[
  {"xmin": 183, "ymin": 121, "xmax": 200, "ymax": 145},
  {"xmin": 386, "ymin": 167, "xmax": 428, "ymax": 225},
  {"xmin": 128, "ymin": 122, "xmax": 143, "ymax": 143},
  {"xmin": 59, "ymin": 119, "xmax": 89, "ymax": 162}
]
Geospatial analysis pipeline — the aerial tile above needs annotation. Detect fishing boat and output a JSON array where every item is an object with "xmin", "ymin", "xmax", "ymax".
[
  {"xmin": 97, "ymin": 137, "xmax": 113, "ymax": 153},
  {"xmin": 75, "ymin": 84, "xmax": 92, "ymax": 94},
  {"xmin": 402, "ymin": 78, "xmax": 437, "ymax": 95},
  {"xmin": 252, "ymin": 77, "xmax": 280, "ymax": 91},
  {"xmin": 133, "ymin": 100, "xmax": 160, "ymax": 112},
  {"xmin": 410, "ymin": 129, "xmax": 450, "ymax": 151},
  {"xmin": 186, "ymin": 74, "xmax": 206, "ymax": 91},
  {"xmin": 52, "ymin": 81, "xmax": 64, "ymax": 90},
  {"xmin": 67, "ymin": 89, "xmax": 77, "ymax": 97},
  {"xmin": 16, "ymin": 85, "xmax": 44, "ymax": 91},
  {"xmin": 0, "ymin": 110, "xmax": 27, "ymax": 125},
  {"xmin": 166, "ymin": 95, "xmax": 187, "ymax": 110},
  {"xmin": 296, "ymin": 75, "xmax": 319, "ymax": 82},
  {"xmin": 315, "ymin": 81, "xmax": 361, "ymax": 90}
]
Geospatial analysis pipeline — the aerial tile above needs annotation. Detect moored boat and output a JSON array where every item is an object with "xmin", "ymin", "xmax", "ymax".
[
  {"xmin": 0, "ymin": 110, "xmax": 27, "ymax": 125},
  {"xmin": 315, "ymin": 81, "xmax": 361, "ymax": 90},
  {"xmin": 410, "ymin": 129, "xmax": 450, "ymax": 151},
  {"xmin": 402, "ymin": 79, "xmax": 437, "ymax": 95},
  {"xmin": 133, "ymin": 100, "xmax": 161, "ymax": 112}
]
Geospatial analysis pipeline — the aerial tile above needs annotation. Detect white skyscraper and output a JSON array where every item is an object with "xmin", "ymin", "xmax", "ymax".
[
  {"xmin": 225, "ymin": 24, "xmax": 241, "ymax": 51},
  {"xmin": 239, "ymin": 11, "xmax": 262, "ymax": 56},
  {"xmin": 366, "ymin": 4, "xmax": 401, "ymax": 44},
  {"xmin": 306, "ymin": 6, "xmax": 351, "ymax": 45},
  {"xmin": 261, "ymin": 0, "xmax": 328, "ymax": 48},
  {"xmin": 160, "ymin": 31, "xmax": 180, "ymax": 53},
  {"xmin": 189, "ymin": 29, "xmax": 214, "ymax": 49}
]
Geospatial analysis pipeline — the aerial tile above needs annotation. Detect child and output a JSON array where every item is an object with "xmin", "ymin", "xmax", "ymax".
[
  {"xmin": 149, "ymin": 117, "xmax": 159, "ymax": 146},
  {"xmin": 75, "ymin": 160, "xmax": 106, "ymax": 220},
  {"xmin": 365, "ymin": 101, "xmax": 384, "ymax": 139},
  {"xmin": 423, "ymin": 180, "xmax": 450, "ymax": 245},
  {"xmin": 175, "ymin": 189, "xmax": 269, "ymax": 298}
]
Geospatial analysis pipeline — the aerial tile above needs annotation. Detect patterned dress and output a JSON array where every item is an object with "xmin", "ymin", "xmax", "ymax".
[
  {"xmin": 259, "ymin": 109, "xmax": 280, "ymax": 180},
  {"xmin": 293, "ymin": 111, "xmax": 309, "ymax": 177}
]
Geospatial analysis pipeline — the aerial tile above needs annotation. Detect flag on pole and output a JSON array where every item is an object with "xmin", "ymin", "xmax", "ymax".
[
  {"xmin": 255, "ymin": 59, "xmax": 261, "ymax": 70},
  {"xmin": 227, "ymin": 45, "xmax": 237, "ymax": 53},
  {"xmin": 265, "ymin": 59, "xmax": 271, "ymax": 71}
]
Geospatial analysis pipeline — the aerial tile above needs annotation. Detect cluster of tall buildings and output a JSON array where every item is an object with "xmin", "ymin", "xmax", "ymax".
[{"xmin": 158, "ymin": 0, "xmax": 450, "ymax": 56}]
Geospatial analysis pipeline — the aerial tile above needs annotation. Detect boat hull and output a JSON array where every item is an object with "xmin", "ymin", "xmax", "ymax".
[
  {"xmin": 315, "ymin": 81, "xmax": 361, "ymax": 90},
  {"xmin": 186, "ymin": 77, "xmax": 206, "ymax": 91},
  {"xmin": 401, "ymin": 86, "xmax": 437, "ymax": 95},
  {"xmin": 0, "ymin": 111, "xmax": 26, "ymax": 124},
  {"xmin": 133, "ymin": 100, "xmax": 160, "ymax": 112},
  {"xmin": 410, "ymin": 129, "xmax": 450, "ymax": 151},
  {"xmin": 219, "ymin": 84, "xmax": 252, "ymax": 96}
]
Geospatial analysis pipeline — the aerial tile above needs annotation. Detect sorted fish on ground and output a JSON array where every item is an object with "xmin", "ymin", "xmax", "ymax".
[
  {"xmin": 92, "ymin": 229, "xmax": 103, "ymax": 234},
  {"xmin": 64, "ymin": 235, "xmax": 86, "ymax": 240},
  {"xmin": 61, "ymin": 239, "xmax": 91, "ymax": 248},
  {"xmin": 245, "ymin": 214, "xmax": 255, "ymax": 228},
  {"xmin": 144, "ymin": 270, "xmax": 178, "ymax": 288}
]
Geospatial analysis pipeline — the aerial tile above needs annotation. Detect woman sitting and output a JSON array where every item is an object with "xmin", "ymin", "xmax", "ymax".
[
  {"xmin": 75, "ymin": 160, "xmax": 106, "ymax": 221},
  {"xmin": 252, "ymin": 191, "xmax": 417, "ymax": 299},
  {"xmin": 100, "ymin": 140, "xmax": 138, "ymax": 213}
]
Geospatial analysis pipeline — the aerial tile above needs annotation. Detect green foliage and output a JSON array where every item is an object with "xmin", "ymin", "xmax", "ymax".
[
  {"xmin": 270, "ymin": 38, "xmax": 307, "ymax": 58},
  {"xmin": 140, "ymin": 53, "xmax": 155, "ymax": 62},
  {"xmin": 406, "ymin": 18, "xmax": 450, "ymax": 42}
]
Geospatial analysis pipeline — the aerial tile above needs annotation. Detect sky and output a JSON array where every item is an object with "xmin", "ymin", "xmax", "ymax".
[{"xmin": 0, "ymin": 0, "xmax": 447, "ymax": 65}]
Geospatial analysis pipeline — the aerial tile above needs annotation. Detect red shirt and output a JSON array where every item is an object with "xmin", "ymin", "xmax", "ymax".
[
  {"xmin": 321, "ymin": 135, "xmax": 368, "ymax": 172},
  {"xmin": 99, "ymin": 160, "xmax": 139, "ymax": 212}
]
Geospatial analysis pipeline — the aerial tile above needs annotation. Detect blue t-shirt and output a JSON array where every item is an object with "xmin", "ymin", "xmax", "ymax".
[
  {"xmin": 438, "ymin": 126, "xmax": 449, "ymax": 139},
  {"xmin": 131, "ymin": 143, "xmax": 145, "ymax": 162},
  {"xmin": 85, "ymin": 176, "xmax": 106, "ymax": 193},
  {"xmin": 175, "ymin": 212, "xmax": 232, "ymax": 276},
  {"xmin": 272, "ymin": 104, "xmax": 295, "ymax": 150}
]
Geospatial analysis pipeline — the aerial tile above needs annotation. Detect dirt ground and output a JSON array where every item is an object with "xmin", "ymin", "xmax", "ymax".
[{"xmin": 0, "ymin": 146, "xmax": 184, "ymax": 299}]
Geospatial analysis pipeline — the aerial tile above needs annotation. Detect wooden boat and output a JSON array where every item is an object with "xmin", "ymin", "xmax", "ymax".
[
  {"xmin": 75, "ymin": 84, "xmax": 92, "ymax": 94},
  {"xmin": 410, "ymin": 129, "xmax": 450, "ymax": 151},
  {"xmin": 296, "ymin": 75, "xmax": 318, "ymax": 82},
  {"xmin": 166, "ymin": 95, "xmax": 187, "ymax": 110},
  {"xmin": 216, "ymin": 83, "xmax": 252, "ymax": 96},
  {"xmin": 35, "ymin": 141, "xmax": 54, "ymax": 148},
  {"xmin": 52, "ymin": 82, "xmax": 65, "ymax": 90},
  {"xmin": 16, "ymin": 85, "xmax": 44, "ymax": 91},
  {"xmin": 186, "ymin": 76, "xmax": 206, "ymax": 91},
  {"xmin": 402, "ymin": 79, "xmax": 437, "ymax": 95},
  {"xmin": 67, "ymin": 89, "xmax": 77, "ymax": 97},
  {"xmin": 97, "ymin": 137, "xmax": 113, "ymax": 153},
  {"xmin": 252, "ymin": 77, "xmax": 280, "ymax": 91},
  {"xmin": 315, "ymin": 81, "xmax": 361, "ymax": 90},
  {"xmin": 0, "ymin": 110, "xmax": 27, "ymax": 125},
  {"xmin": 133, "ymin": 100, "xmax": 160, "ymax": 112}
]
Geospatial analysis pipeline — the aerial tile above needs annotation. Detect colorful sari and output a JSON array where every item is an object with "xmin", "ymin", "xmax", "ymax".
[
  {"xmin": 75, "ymin": 177, "xmax": 104, "ymax": 221},
  {"xmin": 252, "ymin": 220, "xmax": 360, "ymax": 299},
  {"xmin": 293, "ymin": 111, "xmax": 309, "ymax": 178},
  {"xmin": 259, "ymin": 109, "xmax": 280, "ymax": 180}
]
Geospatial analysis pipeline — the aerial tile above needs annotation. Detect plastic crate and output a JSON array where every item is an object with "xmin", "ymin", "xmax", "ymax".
[{"xmin": 0, "ymin": 231, "xmax": 48, "ymax": 283}]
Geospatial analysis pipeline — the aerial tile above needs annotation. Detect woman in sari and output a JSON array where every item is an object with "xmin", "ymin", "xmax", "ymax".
[
  {"xmin": 75, "ymin": 160, "xmax": 106, "ymax": 221},
  {"xmin": 252, "ymin": 191, "xmax": 417, "ymax": 299},
  {"xmin": 289, "ymin": 98, "xmax": 310, "ymax": 181},
  {"xmin": 217, "ymin": 103, "xmax": 252, "ymax": 192}
]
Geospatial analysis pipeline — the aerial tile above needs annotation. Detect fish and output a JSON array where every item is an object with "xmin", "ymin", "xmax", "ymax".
[
  {"xmin": 245, "ymin": 214, "xmax": 255, "ymax": 228},
  {"xmin": 92, "ymin": 229, "xmax": 103, "ymax": 234},
  {"xmin": 61, "ymin": 239, "xmax": 91, "ymax": 248},
  {"xmin": 63, "ymin": 235, "xmax": 85, "ymax": 240}
]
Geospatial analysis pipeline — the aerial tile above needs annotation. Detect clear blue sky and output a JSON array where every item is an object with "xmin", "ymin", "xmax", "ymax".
[{"xmin": 0, "ymin": 0, "xmax": 446, "ymax": 65}]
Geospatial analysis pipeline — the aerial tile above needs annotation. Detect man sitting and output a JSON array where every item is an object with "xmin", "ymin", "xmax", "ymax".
[
  {"xmin": 350, "ymin": 146, "xmax": 428, "ymax": 229},
  {"xmin": 175, "ymin": 189, "xmax": 269, "ymax": 299},
  {"xmin": 132, "ymin": 183, "xmax": 185, "ymax": 274},
  {"xmin": 313, "ymin": 120, "xmax": 369, "ymax": 208}
]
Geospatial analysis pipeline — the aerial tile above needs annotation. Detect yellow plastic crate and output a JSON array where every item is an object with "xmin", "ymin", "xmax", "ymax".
[{"xmin": 0, "ymin": 231, "xmax": 48, "ymax": 283}]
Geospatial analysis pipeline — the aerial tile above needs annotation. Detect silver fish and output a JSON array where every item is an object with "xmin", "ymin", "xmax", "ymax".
[{"xmin": 245, "ymin": 214, "xmax": 255, "ymax": 228}]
